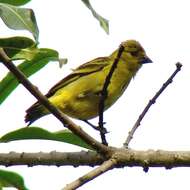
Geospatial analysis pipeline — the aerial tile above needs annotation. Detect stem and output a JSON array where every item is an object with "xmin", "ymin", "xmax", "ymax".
[
  {"xmin": 98, "ymin": 44, "xmax": 125, "ymax": 145},
  {"xmin": 124, "ymin": 63, "xmax": 182, "ymax": 148}
]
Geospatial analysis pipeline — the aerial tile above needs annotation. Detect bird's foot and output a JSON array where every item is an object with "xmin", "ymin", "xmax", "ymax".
[{"xmin": 83, "ymin": 120, "xmax": 108, "ymax": 134}]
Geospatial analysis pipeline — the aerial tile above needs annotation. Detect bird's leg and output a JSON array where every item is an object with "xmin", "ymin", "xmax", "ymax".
[{"xmin": 83, "ymin": 120, "xmax": 108, "ymax": 134}]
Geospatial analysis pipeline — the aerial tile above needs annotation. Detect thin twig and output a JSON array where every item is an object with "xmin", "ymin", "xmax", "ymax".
[
  {"xmin": 0, "ymin": 48, "xmax": 110, "ymax": 154},
  {"xmin": 63, "ymin": 158, "xmax": 117, "ymax": 190},
  {"xmin": 124, "ymin": 62, "xmax": 183, "ymax": 148},
  {"xmin": 98, "ymin": 45, "xmax": 125, "ymax": 145}
]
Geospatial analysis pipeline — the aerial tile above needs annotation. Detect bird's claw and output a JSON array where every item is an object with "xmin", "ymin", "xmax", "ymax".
[{"xmin": 83, "ymin": 120, "xmax": 108, "ymax": 134}]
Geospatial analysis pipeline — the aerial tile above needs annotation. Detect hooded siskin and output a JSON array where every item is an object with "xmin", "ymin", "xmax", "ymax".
[{"xmin": 25, "ymin": 40, "xmax": 152, "ymax": 125}]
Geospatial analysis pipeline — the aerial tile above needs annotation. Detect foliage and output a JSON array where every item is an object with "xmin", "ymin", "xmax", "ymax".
[
  {"xmin": 0, "ymin": 169, "xmax": 28, "ymax": 190},
  {"xmin": 0, "ymin": 127, "xmax": 93, "ymax": 150},
  {"xmin": 0, "ymin": 37, "xmax": 59, "ymax": 104}
]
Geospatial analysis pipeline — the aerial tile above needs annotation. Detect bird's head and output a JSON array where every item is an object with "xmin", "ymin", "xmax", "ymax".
[{"xmin": 121, "ymin": 40, "xmax": 152, "ymax": 65}]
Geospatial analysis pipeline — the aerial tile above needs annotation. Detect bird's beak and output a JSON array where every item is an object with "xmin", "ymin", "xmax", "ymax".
[{"xmin": 141, "ymin": 56, "xmax": 153, "ymax": 64}]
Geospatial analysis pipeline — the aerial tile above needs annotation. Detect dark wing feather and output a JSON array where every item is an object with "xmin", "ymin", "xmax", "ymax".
[{"xmin": 46, "ymin": 57, "xmax": 110, "ymax": 97}]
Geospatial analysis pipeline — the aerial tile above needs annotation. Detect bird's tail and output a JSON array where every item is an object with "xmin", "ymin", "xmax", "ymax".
[{"xmin": 25, "ymin": 102, "xmax": 48, "ymax": 126}]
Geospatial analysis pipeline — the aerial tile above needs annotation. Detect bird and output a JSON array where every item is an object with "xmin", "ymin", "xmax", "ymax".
[{"xmin": 25, "ymin": 40, "xmax": 152, "ymax": 127}]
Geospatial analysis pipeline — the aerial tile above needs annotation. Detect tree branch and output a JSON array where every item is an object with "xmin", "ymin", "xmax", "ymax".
[
  {"xmin": 0, "ymin": 151, "xmax": 103, "ymax": 167},
  {"xmin": 0, "ymin": 48, "xmax": 110, "ymax": 155},
  {"xmin": 63, "ymin": 158, "xmax": 117, "ymax": 190},
  {"xmin": 98, "ymin": 44, "xmax": 125, "ymax": 145},
  {"xmin": 1, "ymin": 149, "xmax": 190, "ymax": 168},
  {"xmin": 124, "ymin": 63, "xmax": 182, "ymax": 148}
]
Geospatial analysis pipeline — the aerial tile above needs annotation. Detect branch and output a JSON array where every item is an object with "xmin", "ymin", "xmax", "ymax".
[
  {"xmin": 124, "ymin": 63, "xmax": 183, "ymax": 148},
  {"xmin": 0, "ymin": 151, "xmax": 103, "ymax": 167},
  {"xmin": 63, "ymin": 158, "xmax": 117, "ymax": 190},
  {"xmin": 2, "ymin": 148, "xmax": 190, "ymax": 189},
  {"xmin": 1, "ymin": 149, "xmax": 190, "ymax": 168},
  {"xmin": 98, "ymin": 44, "xmax": 125, "ymax": 145},
  {"xmin": 0, "ymin": 48, "xmax": 109, "ymax": 154}
]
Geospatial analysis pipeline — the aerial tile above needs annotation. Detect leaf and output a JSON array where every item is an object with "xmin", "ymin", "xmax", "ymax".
[
  {"xmin": 0, "ymin": 127, "xmax": 93, "ymax": 150},
  {"xmin": 0, "ymin": 36, "xmax": 36, "ymax": 59},
  {"xmin": 0, "ymin": 3, "xmax": 39, "ymax": 41},
  {"xmin": 0, "ymin": 48, "xmax": 59, "ymax": 104},
  {"xmin": 81, "ymin": 0, "xmax": 109, "ymax": 34},
  {"xmin": 0, "ymin": 169, "xmax": 29, "ymax": 190},
  {"xmin": 0, "ymin": 0, "xmax": 31, "ymax": 6}
]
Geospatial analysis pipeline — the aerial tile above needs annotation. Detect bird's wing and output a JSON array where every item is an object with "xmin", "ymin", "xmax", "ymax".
[{"xmin": 46, "ymin": 57, "xmax": 110, "ymax": 97}]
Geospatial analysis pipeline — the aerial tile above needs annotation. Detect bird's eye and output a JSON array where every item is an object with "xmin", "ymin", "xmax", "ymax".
[{"xmin": 130, "ymin": 51, "xmax": 138, "ymax": 56}]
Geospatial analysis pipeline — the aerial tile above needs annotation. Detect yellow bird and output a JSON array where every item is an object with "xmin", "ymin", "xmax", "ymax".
[{"xmin": 25, "ymin": 40, "xmax": 152, "ymax": 126}]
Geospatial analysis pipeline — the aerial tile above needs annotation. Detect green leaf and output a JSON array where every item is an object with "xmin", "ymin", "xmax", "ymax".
[
  {"xmin": 0, "ymin": 36, "xmax": 36, "ymax": 59},
  {"xmin": 0, "ymin": 3, "xmax": 39, "ymax": 41},
  {"xmin": 81, "ymin": 0, "xmax": 109, "ymax": 34},
  {"xmin": 0, "ymin": 127, "xmax": 93, "ymax": 150},
  {"xmin": 0, "ymin": 0, "xmax": 31, "ymax": 6},
  {"xmin": 0, "ymin": 169, "xmax": 29, "ymax": 190},
  {"xmin": 0, "ymin": 48, "xmax": 59, "ymax": 104}
]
